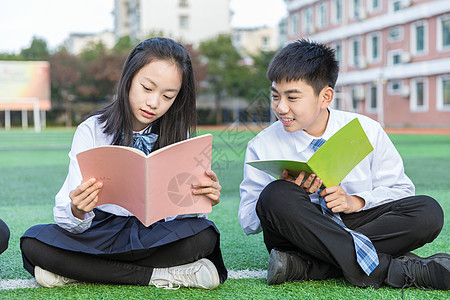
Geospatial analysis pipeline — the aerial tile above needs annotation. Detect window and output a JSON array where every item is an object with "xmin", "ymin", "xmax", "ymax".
[
  {"xmin": 317, "ymin": 2, "xmax": 327, "ymax": 28},
  {"xmin": 334, "ymin": 43, "xmax": 342, "ymax": 65},
  {"xmin": 350, "ymin": 38, "xmax": 365, "ymax": 68},
  {"xmin": 333, "ymin": 87, "xmax": 343, "ymax": 110},
  {"xmin": 411, "ymin": 21, "xmax": 427, "ymax": 55},
  {"xmin": 367, "ymin": 84, "xmax": 378, "ymax": 112},
  {"xmin": 303, "ymin": 7, "xmax": 313, "ymax": 34},
  {"xmin": 415, "ymin": 24, "xmax": 425, "ymax": 52},
  {"xmin": 262, "ymin": 36, "xmax": 269, "ymax": 50},
  {"xmin": 369, "ymin": 0, "xmax": 380, "ymax": 12},
  {"xmin": 352, "ymin": 0, "xmax": 361, "ymax": 19},
  {"xmin": 351, "ymin": 85, "xmax": 364, "ymax": 112},
  {"xmin": 332, "ymin": 0, "xmax": 342, "ymax": 24},
  {"xmin": 388, "ymin": 50, "xmax": 403, "ymax": 65},
  {"xmin": 179, "ymin": 15, "xmax": 189, "ymax": 29},
  {"xmin": 389, "ymin": 26, "xmax": 403, "ymax": 41},
  {"xmin": 351, "ymin": 89, "xmax": 358, "ymax": 112},
  {"xmin": 392, "ymin": 0, "xmax": 402, "ymax": 11},
  {"xmin": 444, "ymin": 18, "xmax": 450, "ymax": 47},
  {"xmin": 353, "ymin": 40, "xmax": 360, "ymax": 66},
  {"xmin": 410, "ymin": 78, "xmax": 428, "ymax": 112},
  {"xmin": 388, "ymin": 80, "xmax": 402, "ymax": 95},
  {"xmin": 437, "ymin": 76, "xmax": 450, "ymax": 111},
  {"xmin": 372, "ymin": 36, "xmax": 379, "ymax": 60},
  {"xmin": 416, "ymin": 82, "xmax": 424, "ymax": 107},
  {"xmin": 367, "ymin": 32, "xmax": 381, "ymax": 63},
  {"xmin": 290, "ymin": 12, "xmax": 299, "ymax": 36},
  {"xmin": 437, "ymin": 15, "xmax": 450, "ymax": 51}
]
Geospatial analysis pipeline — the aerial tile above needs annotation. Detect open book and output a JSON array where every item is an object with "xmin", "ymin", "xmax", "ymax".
[
  {"xmin": 246, "ymin": 118, "xmax": 373, "ymax": 188},
  {"xmin": 77, "ymin": 134, "xmax": 213, "ymax": 226}
]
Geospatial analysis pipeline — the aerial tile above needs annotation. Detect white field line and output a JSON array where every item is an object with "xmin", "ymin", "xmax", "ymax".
[
  {"xmin": 228, "ymin": 269, "xmax": 266, "ymax": 279},
  {"xmin": 0, "ymin": 279, "xmax": 40, "ymax": 290},
  {"xmin": 0, "ymin": 269, "xmax": 266, "ymax": 290}
]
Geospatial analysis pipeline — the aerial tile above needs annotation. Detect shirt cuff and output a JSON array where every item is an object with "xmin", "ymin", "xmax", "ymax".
[
  {"xmin": 64, "ymin": 204, "xmax": 95, "ymax": 233},
  {"xmin": 354, "ymin": 191, "xmax": 374, "ymax": 210}
]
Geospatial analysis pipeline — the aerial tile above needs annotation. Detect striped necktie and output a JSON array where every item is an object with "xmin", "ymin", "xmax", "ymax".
[
  {"xmin": 310, "ymin": 138, "xmax": 379, "ymax": 276},
  {"xmin": 133, "ymin": 132, "xmax": 158, "ymax": 155}
]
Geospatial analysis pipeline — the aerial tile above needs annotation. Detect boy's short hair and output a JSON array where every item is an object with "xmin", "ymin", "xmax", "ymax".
[{"xmin": 267, "ymin": 39, "xmax": 339, "ymax": 95}]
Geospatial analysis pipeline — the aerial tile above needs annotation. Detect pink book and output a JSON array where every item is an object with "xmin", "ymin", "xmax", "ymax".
[{"xmin": 76, "ymin": 134, "xmax": 213, "ymax": 226}]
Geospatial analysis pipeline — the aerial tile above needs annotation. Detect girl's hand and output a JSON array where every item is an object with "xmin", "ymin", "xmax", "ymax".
[
  {"xmin": 69, "ymin": 178, "xmax": 103, "ymax": 220},
  {"xmin": 192, "ymin": 170, "xmax": 221, "ymax": 206},
  {"xmin": 279, "ymin": 170, "xmax": 322, "ymax": 194},
  {"xmin": 319, "ymin": 185, "xmax": 365, "ymax": 214}
]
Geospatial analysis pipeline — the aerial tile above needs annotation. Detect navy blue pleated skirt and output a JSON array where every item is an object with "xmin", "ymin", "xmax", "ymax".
[{"xmin": 21, "ymin": 209, "xmax": 227, "ymax": 282}]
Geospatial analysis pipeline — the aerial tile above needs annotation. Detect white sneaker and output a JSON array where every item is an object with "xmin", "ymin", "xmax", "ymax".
[
  {"xmin": 149, "ymin": 258, "xmax": 220, "ymax": 290},
  {"xmin": 34, "ymin": 266, "xmax": 78, "ymax": 287}
]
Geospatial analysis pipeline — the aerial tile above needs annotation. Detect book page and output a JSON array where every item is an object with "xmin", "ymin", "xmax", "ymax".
[
  {"xmin": 77, "ymin": 134, "xmax": 214, "ymax": 226},
  {"xmin": 77, "ymin": 146, "xmax": 147, "ymax": 214},
  {"xmin": 145, "ymin": 134, "xmax": 213, "ymax": 226},
  {"xmin": 245, "ymin": 119, "xmax": 373, "ymax": 188},
  {"xmin": 246, "ymin": 159, "xmax": 314, "ymax": 179},
  {"xmin": 307, "ymin": 118, "xmax": 374, "ymax": 187}
]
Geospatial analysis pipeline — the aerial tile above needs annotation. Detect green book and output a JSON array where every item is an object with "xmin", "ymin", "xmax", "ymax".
[{"xmin": 246, "ymin": 118, "xmax": 374, "ymax": 188}]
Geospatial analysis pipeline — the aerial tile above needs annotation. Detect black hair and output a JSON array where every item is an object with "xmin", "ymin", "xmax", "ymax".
[
  {"xmin": 267, "ymin": 38, "xmax": 339, "ymax": 95},
  {"xmin": 93, "ymin": 37, "xmax": 197, "ymax": 151}
]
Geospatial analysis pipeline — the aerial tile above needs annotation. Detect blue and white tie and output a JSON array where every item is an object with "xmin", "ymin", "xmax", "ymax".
[
  {"xmin": 133, "ymin": 132, "xmax": 158, "ymax": 155},
  {"xmin": 310, "ymin": 138, "xmax": 379, "ymax": 276}
]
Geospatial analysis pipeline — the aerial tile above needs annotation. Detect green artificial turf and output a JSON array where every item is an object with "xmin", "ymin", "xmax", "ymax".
[{"xmin": 0, "ymin": 128, "xmax": 449, "ymax": 299}]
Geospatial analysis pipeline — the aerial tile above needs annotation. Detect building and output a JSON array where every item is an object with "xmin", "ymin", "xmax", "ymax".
[
  {"xmin": 64, "ymin": 31, "xmax": 116, "ymax": 55},
  {"xmin": 232, "ymin": 26, "xmax": 280, "ymax": 57},
  {"xmin": 114, "ymin": 0, "xmax": 231, "ymax": 45},
  {"xmin": 285, "ymin": 0, "xmax": 450, "ymax": 128}
]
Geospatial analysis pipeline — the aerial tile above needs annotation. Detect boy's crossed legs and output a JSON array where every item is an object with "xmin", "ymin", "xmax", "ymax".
[{"xmin": 256, "ymin": 180, "xmax": 449, "ymax": 290}]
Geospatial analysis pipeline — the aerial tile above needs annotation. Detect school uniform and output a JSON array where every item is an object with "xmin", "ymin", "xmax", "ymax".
[
  {"xmin": 21, "ymin": 115, "xmax": 227, "ymax": 285},
  {"xmin": 239, "ymin": 108, "xmax": 443, "ymax": 288}
]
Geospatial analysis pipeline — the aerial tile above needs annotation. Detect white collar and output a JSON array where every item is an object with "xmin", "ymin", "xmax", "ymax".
[
  {"xmin": 292, "ymin": 109, "xmax": 336, "ymax": 153},
  {"xmin": 134, "ymin": 125, "xmax": 152, "ymax": 134}
]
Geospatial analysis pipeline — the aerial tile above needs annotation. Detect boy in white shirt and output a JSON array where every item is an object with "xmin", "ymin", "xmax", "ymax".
[{"xmin": 239, "ymin": 39, "xmax": 449, "ymax": 291}]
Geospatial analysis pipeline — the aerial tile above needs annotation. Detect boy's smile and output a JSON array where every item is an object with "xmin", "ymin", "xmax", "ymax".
[{"xmin": 270, "ymin": 79, "xmax": 332, "ymax": 137}]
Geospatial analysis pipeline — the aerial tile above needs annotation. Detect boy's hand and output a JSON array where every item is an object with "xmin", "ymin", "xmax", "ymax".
[
  {"xmin": 319, "ymin": 185, "xmax": 365, "ymax": 214},
  {"xmin": 70, "ymin": 178, "xmax": 103, "ymax": 220},
  {"xmin": 192, "ymin": 170, "xmax": 221, "ymax": 206},
  {"xmin": 280, "ymin": 169, "xmax": 322, "ymax": 194}
]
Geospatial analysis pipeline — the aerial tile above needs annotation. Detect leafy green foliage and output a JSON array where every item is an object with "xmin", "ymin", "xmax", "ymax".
[{"xmin": 19, "ymin": 37, "xmax": 50, "ymax": 61}]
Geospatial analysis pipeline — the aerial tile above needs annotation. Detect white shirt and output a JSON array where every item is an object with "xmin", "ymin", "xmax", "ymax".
[
  {"xmin": 54, "ymin": 115, "xmax": 206, "ymax": 234},
  {"xmin": 239, "ymin": 109, "xmax": 415, "ymax": 235}
]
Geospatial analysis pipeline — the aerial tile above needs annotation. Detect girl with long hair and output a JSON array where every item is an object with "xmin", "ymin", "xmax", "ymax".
[{"xmin": 21, "ymin": 37, "xmax": 227, "ymax": 290}]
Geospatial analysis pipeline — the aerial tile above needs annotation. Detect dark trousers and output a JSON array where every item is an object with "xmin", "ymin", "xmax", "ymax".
[
  {"xmin": 21, "ymin": 227, "xmax": 218, "ymax": 286},
  {"xmin": 0, "ymin": 219, "xmax": 10, "ymax": 254},
  {"xmin": 256, "ymin": 180, "xmax": 444, "ymax": 288}
]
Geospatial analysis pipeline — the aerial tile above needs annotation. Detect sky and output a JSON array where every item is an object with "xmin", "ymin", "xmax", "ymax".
[{"xmin": 0, "ymin": 0, "xmax": 287, "ymax": 53}]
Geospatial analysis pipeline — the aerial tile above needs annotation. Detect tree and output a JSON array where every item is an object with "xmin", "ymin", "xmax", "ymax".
[
  {"xmin": 244, "ymin": 50, "xmax": 277, "ymax": 99},
  {"xmin": 49, "ymin": 49, "xmax": 82, "ymax": 126},
  {"xmin": 236, "ymin": 50, "xmax": 278, "ymax": 123},
  {"xmin": 20, "ymin": 36, "xmax": 50, "ymax": 61},
  {"xmin": 77, "ymin": 42, "xmax": 124, "ymax": 101},
  {"xmin": 112, "ymin": 35, "xmax": 138, "ymax": 54},
  {"xmin": 0, "ymin": 52, "xmax": 23, "ymax": 61},
  {"xmin": 198, "ymin": 34, "xmax": 250, "ymax": 124}
]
